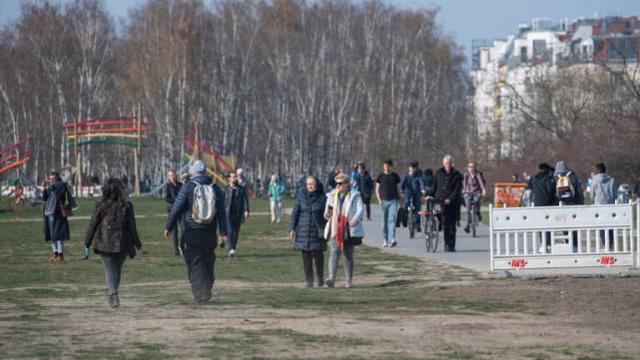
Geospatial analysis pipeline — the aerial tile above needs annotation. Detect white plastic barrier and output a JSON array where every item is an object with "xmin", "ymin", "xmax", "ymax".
[{"xmin": 489, "ymin": 203, "xmax": 639, "ymax": 270}]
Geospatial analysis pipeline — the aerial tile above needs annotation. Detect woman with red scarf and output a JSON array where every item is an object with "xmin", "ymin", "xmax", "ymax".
[{"xmin": 324, "ymin": 173, "xmax": 364, "ymax": 288}]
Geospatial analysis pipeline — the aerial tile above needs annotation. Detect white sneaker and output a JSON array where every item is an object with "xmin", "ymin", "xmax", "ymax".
[
  {"xmin": 229, "ymin": 249, "xmax": 236, "ymax": 257},
  {"xmin": 382, "ymin": 242, "xmax": 389, "ymax": 248}
]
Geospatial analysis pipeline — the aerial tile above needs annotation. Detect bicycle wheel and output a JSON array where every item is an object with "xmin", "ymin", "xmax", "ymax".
[
  {"xmin": 431, "ymin": 216, "xmax": 440, "ymax": 253},
  {"xmin": 424, "ymin": 215, "xmax": 432, "ymax": 252},
  {"xmin": 408, "ymin": 210, "xmax": 415, "ymax": 239}
]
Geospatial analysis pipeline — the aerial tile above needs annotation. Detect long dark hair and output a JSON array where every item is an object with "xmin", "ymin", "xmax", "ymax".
[{"xmin": 101, "ymin": 178, "xmax": 127, "ymax": 203}]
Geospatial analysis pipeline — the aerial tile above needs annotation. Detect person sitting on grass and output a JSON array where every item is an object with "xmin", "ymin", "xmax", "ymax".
[{"xmin": 84, "ymin": 178, "xmax": 141, "ymax": 308}]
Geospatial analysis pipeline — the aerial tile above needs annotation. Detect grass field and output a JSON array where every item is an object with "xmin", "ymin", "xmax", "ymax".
[{"xmin": 1, "ymin": 197, "xmax": 639, "ymax": 359}]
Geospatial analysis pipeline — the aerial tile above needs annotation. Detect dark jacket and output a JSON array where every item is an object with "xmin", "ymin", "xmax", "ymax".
[
  {"xmin": 290, "ymin": 188, "xmax": 328, "ymax": 252},
  {"xmin": 434, "ymin": 167, "xmax": 462, "ymax": 206},
  {"xmin": 84, "ymin": 200, "xmax": 141, "ymax": 258},
  {"xmin": 527, "ymin": 170, "xmax": 556, "ymax": 206},
  {"xmin": 42, "ymin": 181, "xmax": 76, "ymax": 242},
  {"xmin": 423, "ymin": 174, "xmax": 436, "ymax": 197},
  {"xmin": 165, "ymin": 174, "xmax": 228, "ymax": 240},
  {"xmin": 225, "ymin": 184, "xmax": 250, "ymax": 223},
  {"xmin": 357, "ymin": 171, "xmax": 374, "ymax": 202},
  {"xmin": 164, "ymin": 181, "xmax": 183, "ymax": 210}
]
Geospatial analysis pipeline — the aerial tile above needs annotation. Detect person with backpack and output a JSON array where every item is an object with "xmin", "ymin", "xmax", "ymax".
[
  {"xmin": 554, "ymin": 161, "xmax": 584, "ymax": 252},
  {"xmin": 225, "ymin": 171, "xmax": 250, "ymax": 258},
  {"xmin": 84, "ymin": 178, "xmax": 141, "ymax": 308},
  {"xmin": 42, "ymin": 171, "xmax": 77, "ymax": 262},
  {"xmin": 289, "ymin": 176, "xmax": 328, "ymax": 288},
  {"xmin": 590, "ymin": 163, "xmax": 616, "ymax": 250},
  {"xmin": 526, "ymin": 163, "xmax": 556, "ymax": 252},
  {"xmin": 462, "ymin": 162, "xmax": 486, "ymax": 234},
  {"xmin": 324, "ymin": 172, "xmax": 364, "ymax": 288},
  {"xmin": 554, "ymin": 161, "xmax": 584, "ymax": 206},
  {"xmin": 164, "ymin": 160, "xmax": 228, "ymax": 304}
]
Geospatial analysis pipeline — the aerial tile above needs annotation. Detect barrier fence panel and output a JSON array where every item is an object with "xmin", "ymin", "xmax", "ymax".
[{"xmin": 489, "ymin": 203, "xmax": 639, "ymax": 271}]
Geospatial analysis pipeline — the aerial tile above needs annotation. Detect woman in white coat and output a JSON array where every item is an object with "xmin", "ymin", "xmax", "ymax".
[{"xmin": 324, "ymin": 172, "xmax": 364, "ymax": 288}]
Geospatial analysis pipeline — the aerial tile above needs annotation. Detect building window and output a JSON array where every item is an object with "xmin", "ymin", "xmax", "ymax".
[
  {"xmin": 520, "ymin": 46, "xmax": 528, "ymax": 62},
  {"xmin": 533, "ymin": 40, "xmax": 547, "ymax": 58},
  {"xmin": 608, "ymin": 37, "xmax": 638, "ymax": 62}
]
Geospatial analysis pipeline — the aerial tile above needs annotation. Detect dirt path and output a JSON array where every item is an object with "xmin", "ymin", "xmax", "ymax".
[{"xmin": 2, "ymin": 271, "xmax": 639, "ymax": 359}]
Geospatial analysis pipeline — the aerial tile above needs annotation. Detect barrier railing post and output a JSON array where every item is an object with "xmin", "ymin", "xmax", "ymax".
[
  {"xmin": 637, "ymin": 202, "xmax": 640, "ymax": 268},
  {"xmin": 489, "ymin": 204, "xmax": 494, "ymax": 271}
]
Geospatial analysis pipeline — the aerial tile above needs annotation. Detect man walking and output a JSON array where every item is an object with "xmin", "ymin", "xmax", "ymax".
[
  {"xmin": 164, "ymin": 160, "xmax": 227, "ymax": 304},
  {"xmin": 164, "ymin": 170, "xmax": 183, "ymax": 256},
  {"xmin": 376, "ymin": 159, "xmax": 401, "ymax": 248},
  {"xmin": 526, "ymin": 163, "xmax": 556, "ymax": 252},
  {"xmin": 225, "ymin": 171, "xmax": 250, "ymax": 257},
  {"xmin": 590, "ymin": 163, "xmax": 616, "ymax": 250},
  {"xmin": 434, "ymin": 155, "xmax": 462, "ymax": 252}
]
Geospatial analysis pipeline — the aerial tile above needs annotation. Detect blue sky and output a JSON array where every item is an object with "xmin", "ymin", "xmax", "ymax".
[{"xmin": 2, "ymin": 0, "xmax": 639, "ymax": 65}]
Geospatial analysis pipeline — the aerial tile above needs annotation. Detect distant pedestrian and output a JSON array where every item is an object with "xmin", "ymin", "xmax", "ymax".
[
  {"xmin": 376, "ymin": 159, "xmax": 401, "ymax": 248},
  {"xmin": 590, "ymin": 163, "xmax": 616, "ymax": 250},
  {"xmin": 84, "ymin": 178, "xmax": 141, "ymax": 308},
  {"xmin": 42, "ymin": 172, "xmax": 77, "ymax": 262},
  {"xmin": 325, "ymin": 173, "xmax": 364, "ymax": 288},
  {"xmin": 356, "ymin": 163, "xmax": 374, "ymax": 220},
  {"xmin": 164, "ymin": 170, "xmax": 183, "ymax": 256},
  {"xmin": 326, "ymin": 165, "xmax": 343, "ymax": 192},
  {"xmin": 462, "ymin": 162, "xmax": 486, "ymax": 234},
  {"xmin": 526, "ymin": 163, "xmax": 556, "ymax": 253},
  {"xmin": 400, "ymin": 161, "xmax": 425, "ymax": 232},
  {"xmin": 554, "ymin": 161, "xmax": 584, "ymax": 252},
  {"xmin": 289, "ymin": 176, "xmax": 328, "ymax": 288},
  {"xmin": 434, "ymin": 155, "xmax": 462, "ymax": 252},
  {"xmin": 164, "ymin": 160, "xmax": 228, "ymax": 304},
  {"xmin": 268, "ymin": 175, "xmax": 287, "ymax": 224},
  {"xmin": 225, "ymin": 171, "xmax": 250, "ymax": 257}
]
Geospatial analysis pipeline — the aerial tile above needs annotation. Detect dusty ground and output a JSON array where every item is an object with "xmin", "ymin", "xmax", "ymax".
[{"xmin": 2, "ymin": 268, "xmax": 639, "ymax": 359}]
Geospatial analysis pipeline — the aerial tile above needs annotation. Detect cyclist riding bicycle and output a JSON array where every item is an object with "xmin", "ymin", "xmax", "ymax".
[
  {"xmin": 400, "ymin": 161, "xmax": 425, "ymax": 232},
  {"xmin": 462, "ymin": 162, "xmax": 486, "ymax": 234}
]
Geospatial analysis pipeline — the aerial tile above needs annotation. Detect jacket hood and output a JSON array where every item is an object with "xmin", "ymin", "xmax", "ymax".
[
  {"xmin": 592, "ymin": 173, "xmax": 613, "ymax": 184},
  {"xmin": 534, "ymin": 170, "xmax": 550, "ymax": 180},
  {"xmin": 191, "ymin": 174, "xmax": 213, "ymax": 185},
  {"xmin": 554, "ymin": 161, "xmax": 569, "ymax": 176}
]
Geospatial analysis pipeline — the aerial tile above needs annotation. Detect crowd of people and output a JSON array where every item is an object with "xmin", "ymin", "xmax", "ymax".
[{"xmin": 38, "ymin": 153, "xmax": 635, "ymax": 307}]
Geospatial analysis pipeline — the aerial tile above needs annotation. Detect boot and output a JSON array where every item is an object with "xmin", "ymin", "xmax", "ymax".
[{"xmin": 49, "ymin": 252, "xmax": 58, "ymax": 261}]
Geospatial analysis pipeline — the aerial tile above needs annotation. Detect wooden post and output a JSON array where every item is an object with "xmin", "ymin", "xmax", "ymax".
[
  {"xmin": 75, "ymin": 111, "xmax": 81, "ymax": 197},
  {"xmin": 133, "ymin": 105, "xmax": 142, "ymax": 196}
]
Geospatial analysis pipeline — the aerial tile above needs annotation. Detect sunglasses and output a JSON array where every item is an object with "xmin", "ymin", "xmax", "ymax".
[{"xmin": 336, "ymin": 182, "xmax": 345, "ymax": 185}]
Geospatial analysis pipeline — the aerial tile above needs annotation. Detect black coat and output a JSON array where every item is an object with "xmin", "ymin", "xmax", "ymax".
[
  {"xmin": 290, "ymin": 188, "xmax": 327, "ymax": 252},
  {"xmin": 423, "ymin": 174, "xmax": 436, "ymax": 197},
  {"xmin": 42, "ymin": 181, "xmax": 75, "ymax": 242},
  {"xmin": 357, "ymin": 171, "xmax": 374, "ymax": 201},
  {"xmin": 225, "ymin": 184, "xmax": 250, "ymax": 223},
  {"xmin": 84, "ymin": 200, "xmax": 141, "ymax": 258},
  {"xmin": 164, "ymin": 181, "xmax": 183, "ymax": 210},
  {"xmin": 434, "ymin": 167, "xmax": 462, "ymax": 206},
  {"xmin": 165, "ymin": 174, "xmax": 228, "ymax": 241},
  {"xmin": 527, "ymin": 171, "xmax": 556, "ymax": 206}
]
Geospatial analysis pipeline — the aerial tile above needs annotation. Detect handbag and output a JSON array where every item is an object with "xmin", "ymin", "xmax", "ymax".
[{"xmin": 60, "ymin": 188, "xmax": 73, "ymax": 218}]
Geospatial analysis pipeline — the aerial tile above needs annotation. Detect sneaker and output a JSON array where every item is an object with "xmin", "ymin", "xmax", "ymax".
[
  {"xmin": 463, "ymin": 226, "xmax": 470, "ymax": 234},
  {"xmin": 381, "ymin": 242, "xmax": 389, "ymax": 248},
  {"xmin": 229, "ymin": 249, "xmax": 236, "ymax": 258},
  {"xmin": 326, "ymin": 279, "xmax": 335, "ymax": 288},
  {"xmin": 108, "ymin": 293, "xmax": 119, "ymax": 308},
  {"xmin": 390, "ymin": 241, "xmax": 398, "ymax": 248},
  {"xmin": 305, "ymin": 281, "xmax": 313, "ymax": 288},
  {"xmin": 538, "ymin": 246, "xmax": 546, "ymax": 253},
  {"xmin": 345, "ymin": 281, "xmax": 353, "ymax": 288}
]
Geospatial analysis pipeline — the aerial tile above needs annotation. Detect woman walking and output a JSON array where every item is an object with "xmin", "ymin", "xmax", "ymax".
[
  {"xmin": 290, "ymin": 176, "xmax": 327, "ymax": 288},
  {"xmin": 42, "ymin": 172, "xmax": 77, "ymax": 262},
  {"xmin": 325, "ymin": 173, "xmax": 364, "ymax": 288},
  {"xmin": 269, "ymin": 175, "xmax": 286, "ymax": 223},
  {"xmin": 84, "ymin": 178, "xmax": 141, "ymax": 308}
]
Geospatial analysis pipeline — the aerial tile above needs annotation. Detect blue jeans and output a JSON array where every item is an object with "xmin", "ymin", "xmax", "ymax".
[{"xmin": 381, "ymin": 200, "xmax": 398, "ymax": 244}]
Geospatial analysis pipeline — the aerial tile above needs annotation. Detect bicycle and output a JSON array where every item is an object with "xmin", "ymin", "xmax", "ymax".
[
  {"xmin": 407, "ymin": 201, "xmax": 419, "ymax": 239},
  {"xmin": 421, "ymin": 197, "xmax": 441, "ymax": 252},
  {"xmin": 465, "ymin": 194, "xmax": 481, "ymax": 238}
]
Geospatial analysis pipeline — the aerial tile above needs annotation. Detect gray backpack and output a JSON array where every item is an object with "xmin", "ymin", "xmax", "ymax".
[{"xmin": 191, "ymin": 181, "xmax": 216, "ymax": 224}]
